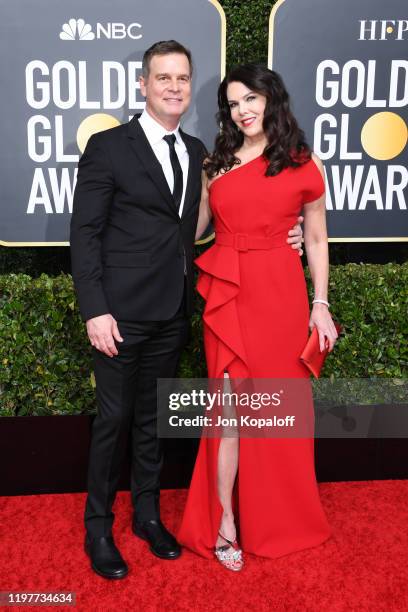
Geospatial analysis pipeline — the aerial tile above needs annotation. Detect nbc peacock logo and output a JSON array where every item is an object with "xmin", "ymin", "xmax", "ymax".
[
  {"xmin": 59, "ymin": 17, "xmax": 142, "ymax": 40},
  {"xmin": 59, "ymin": 18, "xmax": 95, "ymax": 41}
]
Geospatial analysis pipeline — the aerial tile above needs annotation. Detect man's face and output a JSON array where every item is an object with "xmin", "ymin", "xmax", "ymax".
[{"xmin": 139, "ymin": 53, "xmax": 192, "ymax": 126}]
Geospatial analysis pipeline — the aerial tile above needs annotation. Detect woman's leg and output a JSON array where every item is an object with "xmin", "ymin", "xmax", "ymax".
[
  {"xmin": 216, "ymin": 372, "xmax": 239, "ymax": 548},
  {"xmin": 216, "ymin": 437, "xmax": 239, "ymax": 546}
]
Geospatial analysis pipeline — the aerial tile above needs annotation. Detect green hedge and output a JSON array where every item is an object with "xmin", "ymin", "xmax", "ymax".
[
  {"xmin": 1, "ymin": 264, "xmax": 406, "ymax": 417},
  {"xmin": 222, "ymin": 0, "xmax": 275, "ymax": 66}
]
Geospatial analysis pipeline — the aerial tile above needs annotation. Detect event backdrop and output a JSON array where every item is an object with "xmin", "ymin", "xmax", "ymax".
[
  {"xmin": 269, "ymin": 0, "xmax": 408, "ymax": 241},
  {"xmin": 0, "ymin": 0, "xmax": 225, "ymax": 245}
]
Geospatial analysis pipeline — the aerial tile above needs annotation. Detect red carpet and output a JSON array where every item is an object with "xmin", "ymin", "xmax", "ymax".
[{"xmin": 1, "ymin": 481, "xmax": 408, "ymax": 611}]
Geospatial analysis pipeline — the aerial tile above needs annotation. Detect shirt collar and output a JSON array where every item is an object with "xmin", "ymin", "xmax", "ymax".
[{"xmin": 138, "ymin": 109, "xmax": 186, "ymax": 151}]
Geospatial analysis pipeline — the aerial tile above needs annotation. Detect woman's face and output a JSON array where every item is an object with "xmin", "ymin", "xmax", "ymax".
[{"xmin": 226, "ymin": 81, "xmax": 267, "ymax": 138}]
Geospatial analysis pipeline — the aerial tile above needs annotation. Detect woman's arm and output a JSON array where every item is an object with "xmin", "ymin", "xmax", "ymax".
[
  {"xmin": 195, "ymin": 169, "xmax": 213, "ymax": 241},
  {"xmin": 303, "ymin": 153, "xmax": 338, "ymax": 352}
]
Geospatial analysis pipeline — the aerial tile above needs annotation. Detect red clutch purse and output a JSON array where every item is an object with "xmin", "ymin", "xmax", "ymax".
[{"xmin": 300, "ymin": 322, "xmax": 342, "ymax": 378}]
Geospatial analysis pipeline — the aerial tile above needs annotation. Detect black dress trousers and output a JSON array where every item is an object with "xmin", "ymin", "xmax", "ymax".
[{"xmin": 84, "ymin": 290, "xmax": 189, "ymax": 538}]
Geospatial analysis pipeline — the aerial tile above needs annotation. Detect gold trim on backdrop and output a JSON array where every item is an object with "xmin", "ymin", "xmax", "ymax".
[
  {"xmin": 2, "ymin": 236, "xmax": 407, "ymax": 247},
  {"xmin": 268, "ymin": 0, "xmax": 286, "ymax": 68},
  {"xmin": 0, "ymin": 241, "xmax": 70, "ymax": 247},
  {"xmin": 208, "ymin": 0, "xmax": 226, "ymax": 79},
  {"xmin": 194, "ymin": 0, "xmax": 226, "ymax": 246}
]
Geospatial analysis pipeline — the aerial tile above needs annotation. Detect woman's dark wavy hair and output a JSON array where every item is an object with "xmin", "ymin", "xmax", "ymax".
[{"xmin": 204, "ymin": 63, "xmax": 311, "ymax": 178}]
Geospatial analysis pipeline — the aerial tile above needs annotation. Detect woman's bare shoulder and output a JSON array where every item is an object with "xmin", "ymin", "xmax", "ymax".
[{"xmin": 310, "ymin": 152, "xmax": 324, "ymax": 178}]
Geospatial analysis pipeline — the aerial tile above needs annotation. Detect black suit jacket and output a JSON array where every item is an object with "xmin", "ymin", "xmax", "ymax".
[{"xmin": 70, "ymin": 116, "xmax": 206, "ymax": 322}]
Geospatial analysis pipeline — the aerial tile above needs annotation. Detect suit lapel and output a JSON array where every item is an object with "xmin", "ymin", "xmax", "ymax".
[
  {"xmin": 127, "ymin": 117, "xmax": 178, "ymax": 216},
  {"xmin": 180, "ymin": 129, "xmax": 199, "ymax": 219}
]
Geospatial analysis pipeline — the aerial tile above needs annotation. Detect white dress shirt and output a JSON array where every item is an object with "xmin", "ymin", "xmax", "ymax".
[{"xmin": 138, "ymin": 109, "xmax": 189, "ymax": 217}]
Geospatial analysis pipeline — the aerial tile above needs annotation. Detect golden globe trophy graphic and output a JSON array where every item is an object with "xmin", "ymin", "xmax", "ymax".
[
  {"xmin": 76, "ymin": 114, "xmax": 121, "ymax": 153},
  {"xmin": 360, "ymin": 112, "xmax": 407, "ymax": 161}
]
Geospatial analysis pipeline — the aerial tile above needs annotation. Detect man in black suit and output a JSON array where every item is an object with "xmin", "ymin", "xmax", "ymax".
[{"xmin": 70, "ymin": 40, "xmax": 304, "ymax": 579}]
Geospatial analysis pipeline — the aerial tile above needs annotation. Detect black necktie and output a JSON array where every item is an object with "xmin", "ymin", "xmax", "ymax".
[{"xmin": 163, "ymin": 134, "xmax": 183, "ymax": 213}]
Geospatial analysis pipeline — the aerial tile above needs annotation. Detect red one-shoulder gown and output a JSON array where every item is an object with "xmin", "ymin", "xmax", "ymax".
[{"xmin": 178, "ymin": 156, "xmax": 332, "ymax": 559}]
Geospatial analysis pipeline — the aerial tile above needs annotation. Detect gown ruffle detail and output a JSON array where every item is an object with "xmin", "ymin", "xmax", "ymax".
[{"xmin": 195, "ymin": 244, "xmax": 249, "ymax": 379}]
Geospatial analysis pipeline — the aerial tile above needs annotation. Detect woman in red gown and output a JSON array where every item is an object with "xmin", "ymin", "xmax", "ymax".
[{"xmin": 178, "ymin": 64, "xmax": 338, "ymax": 570}]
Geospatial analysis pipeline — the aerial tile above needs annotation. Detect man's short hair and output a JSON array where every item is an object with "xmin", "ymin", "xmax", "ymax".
[{"xmin": 142, "ymin": 40, "xmax": 193, "ymax": 79}]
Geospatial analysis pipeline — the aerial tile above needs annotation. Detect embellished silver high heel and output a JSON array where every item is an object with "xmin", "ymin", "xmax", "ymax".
[{"xmin": 214, "ymin": 531, "xmax": 244, "ymax": 571}]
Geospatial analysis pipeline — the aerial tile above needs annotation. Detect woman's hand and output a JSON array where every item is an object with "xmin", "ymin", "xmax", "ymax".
[{"xmin": 309, "ymin": 304, "xmax": 338, "ymax": 352}]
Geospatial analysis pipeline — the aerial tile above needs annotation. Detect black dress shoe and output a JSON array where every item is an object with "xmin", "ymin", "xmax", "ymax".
[
  {"xmin": 84, "ymin": 535, "xmax": 129, "ymax": 579},
  {"xmin": 132, "ymin": 519, "xmax": 181, "ymax": 560}
]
